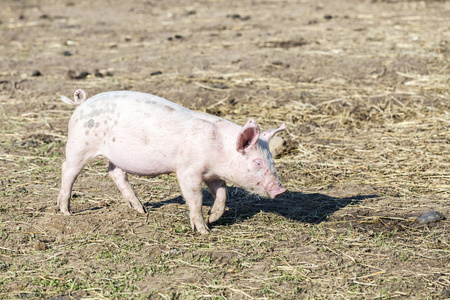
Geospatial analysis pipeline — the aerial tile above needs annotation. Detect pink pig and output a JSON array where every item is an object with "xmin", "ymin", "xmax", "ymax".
[{"xmin": 57, "ymin": 89, "xmax": 286, "ymax": 234}]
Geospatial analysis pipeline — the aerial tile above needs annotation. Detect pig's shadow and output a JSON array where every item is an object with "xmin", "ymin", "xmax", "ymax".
[{"xmin": 144, "ymin": 187, "xmax": 379, "ymax": 226}]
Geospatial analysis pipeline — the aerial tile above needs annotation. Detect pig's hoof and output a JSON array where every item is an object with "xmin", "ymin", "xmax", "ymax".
[
  {"xmin": 195, "ymin": 220, "xmax": 210, "ymax": 234},
  {"xmin": 60, "ymin": 210, "xmax": 72, "ymax": 216},
  {"xmin": 208, "ymin": 214, "xmax": 219, "ymax": 224},
  {"xmin": 207, "ymin": 209, "xmax": 225, "ymax": 224},
  {"xmin": 197, "ymin": 226, "xmax": 210, "ymax": 235},
  {"xmin": 190, "ymin": 216, "xmax": 210, "ymax": 234},
  {"xmin": 136, "ymin": 206, "xmax": 147, "ymax": 214}
]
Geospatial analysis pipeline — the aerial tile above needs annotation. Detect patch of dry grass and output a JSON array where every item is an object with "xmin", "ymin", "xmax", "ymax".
[{"xmin": 1, "ymin": 0, "xmax": 449, "ymax": 298}]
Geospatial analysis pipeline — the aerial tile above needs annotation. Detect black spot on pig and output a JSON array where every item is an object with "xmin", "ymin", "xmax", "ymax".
[
  {"xmin": 144, "ymin": 136, "xmax": 149, "ymax": 145},
  {"xmin": 87, "ymin": 119, "xmax": 95, "ymax": 128},
  {"xmin": 89, "ymin": 109, "xmax": 103, "ymax": 118}
]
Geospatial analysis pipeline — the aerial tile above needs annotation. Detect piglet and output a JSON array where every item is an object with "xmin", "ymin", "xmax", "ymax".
[{"xmin": 58, "ymin": 89, "xmax": 286, "ymax": 234}]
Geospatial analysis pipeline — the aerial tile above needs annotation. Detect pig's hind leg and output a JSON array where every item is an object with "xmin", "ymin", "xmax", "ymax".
[
  {"xmin": 57, "ymin": 152, "xmax": 96, "ymax": 214},
  {"xmin": 57, "ymin": 161, "xmax": 82, "ymax": 215},
  {"xmin": 108, "ymin": 162, "xmax": 146, "ymax": 214},
  {"xmin": 205, "ymin": 180, "xmax": 227, "ymax": 224}
]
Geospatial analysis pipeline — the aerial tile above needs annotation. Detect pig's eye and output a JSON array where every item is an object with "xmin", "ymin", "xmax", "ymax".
[{"xmin": 253, "ymin": 159, "xmax": 263, "ymax": 168}]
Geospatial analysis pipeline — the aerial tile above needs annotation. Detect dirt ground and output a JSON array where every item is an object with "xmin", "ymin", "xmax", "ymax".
[{"xmin": 0, "ymin": 0, "xmax": 449, "ymax": 299}]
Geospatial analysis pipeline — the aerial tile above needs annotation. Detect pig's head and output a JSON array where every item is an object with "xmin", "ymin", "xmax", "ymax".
[{"xmin": 234, "ymin": 119, "xmax": 287, "ymax": 198}]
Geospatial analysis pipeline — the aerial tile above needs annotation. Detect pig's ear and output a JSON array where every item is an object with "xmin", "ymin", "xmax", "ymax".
[
  {"xmin": 236, "ymin": 119, "xmax": 260, "ymax": 153},
  {"xmin": 261, "ymin": 123, "xmax": 286, "ymax": 142}
]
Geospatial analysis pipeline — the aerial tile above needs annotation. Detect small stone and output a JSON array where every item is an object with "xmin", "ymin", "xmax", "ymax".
[
  {"xmin": 15, "ymin": 139, "xmax": 37, "ymax": 147},
  {"xmin": 226, "ymin": 14, "xmax": 250, "ymax": 21},
  {"xmin": 35, "ymin": 241, "xmax": 47, "ymax": 251},
  {"xmin": 228, "ymin": 14, "xmax": 241, "ymax": 19},
  {"xmin": 32, "ymin": 70, "xmax": 42, "ymax": 77},
  {"xmin": 150, "ymin": 71, "xmax": 162, "ymax": 76},
  {"xmin": 78, "ymin": 71, "xmax": 90, "ymax": 78},
  {"xmin": 16, "ymin": 187, "xmax": 27, "ymax": 194},
  {"xmin": 99, "ymin": 201, "xmax": 110, "ymax": 208},
  {"xmin": 94, "ymin": 69, "xmax": 103, "ymax": 77},
  {"xmin": 269, "ymin": 136, "xmax": 285, "ymax": 157},
  {"xmin": 417, "ymin": 211, "xmax": 446, "ymax": 224},
  {"xmin": 62, "ymin": 50, "xmax": 72, "ymax": 56},
  {"xmin": 67, "ymin": 70, "xmax": 90, "ymax": 80}
]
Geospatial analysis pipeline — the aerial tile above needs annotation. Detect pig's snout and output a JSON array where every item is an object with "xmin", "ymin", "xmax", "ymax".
[{"xmin": 268, "ymin": 186, "xmax": 287, "ymax": 199}]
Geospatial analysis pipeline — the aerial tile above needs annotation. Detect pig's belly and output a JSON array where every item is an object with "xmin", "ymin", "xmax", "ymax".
[{"xmin": 101, "ymin": 136, "xmax": 178, "ymax": 176}]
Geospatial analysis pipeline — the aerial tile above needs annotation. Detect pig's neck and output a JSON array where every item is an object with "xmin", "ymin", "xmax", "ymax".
[
  {"xmin": 209, "ymin": 122, "xmax": 247, "ymax": 185},
  {"xmin": 191, "ymin": 113, "xmax": 247, "ymax": 185}
]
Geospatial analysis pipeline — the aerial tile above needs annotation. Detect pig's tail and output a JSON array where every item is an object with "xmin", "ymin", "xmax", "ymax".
[{"xmin": 61, "ymin": 89, "xmax": 87, "ymax": 106}]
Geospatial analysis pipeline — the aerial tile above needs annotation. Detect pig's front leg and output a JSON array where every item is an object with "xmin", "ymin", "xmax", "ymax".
[
  {"xmin": 177, "ymin": 171, "xmax": 209, "ymax": 234},
  {"xmin": 206, "ymin": 179, "xmax": 227, "ymax": 224},
  {"xmin": 108, "ymin": 162, "xmax": 146, "ymax": 214}
]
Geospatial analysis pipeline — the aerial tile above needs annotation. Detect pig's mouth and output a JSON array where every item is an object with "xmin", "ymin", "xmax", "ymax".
[
  {"xmin": 268, "ymin": 186, "xmax": 287, "ymax": 199},
  {"xmin": 248, "ymin": 184, "xmax": 286, "ymax": 199}
]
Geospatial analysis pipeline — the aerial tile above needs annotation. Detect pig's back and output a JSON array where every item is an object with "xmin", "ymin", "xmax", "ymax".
[
  {"xmin": 74, "ymin": 91, "xmax": 191, "ymax": 117},
  {"xmin": 70, "ymin": 91, "xmax": 194, "ymax": 128}
]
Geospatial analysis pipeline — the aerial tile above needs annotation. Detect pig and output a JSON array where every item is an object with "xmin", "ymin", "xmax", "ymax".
[{"xmin": 57, "ymin": 89, "xmax": 286, "ymax": 234}]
